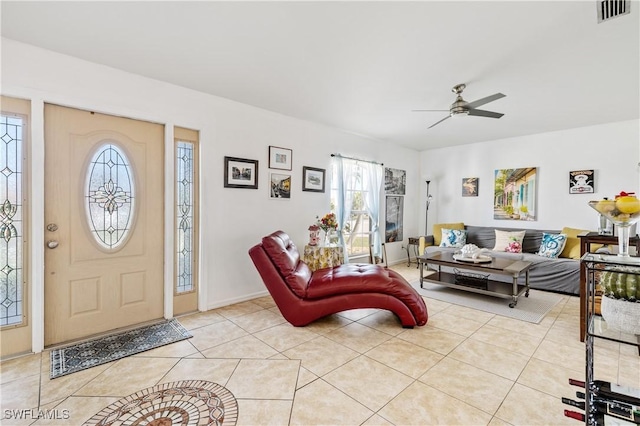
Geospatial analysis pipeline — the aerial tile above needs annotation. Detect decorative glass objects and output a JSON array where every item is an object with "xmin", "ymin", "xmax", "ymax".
[
  {"xmin": 308, "ymin": 224, "xmax": 320, "ymax": 246},
  {"xmin": 85, "ymin": 143, "xmax": 135, "ymax": 250},
  {"xmin": 589, "ymin": 192, "xmax": 640, "ymax": 257}
]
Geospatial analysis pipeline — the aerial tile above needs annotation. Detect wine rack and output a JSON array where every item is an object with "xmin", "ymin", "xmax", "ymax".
[{"xmin": 566, "ymin": 254, "xmax": 640, "ymax": 425}]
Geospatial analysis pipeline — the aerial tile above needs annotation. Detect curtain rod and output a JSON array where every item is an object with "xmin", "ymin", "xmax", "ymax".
[{"xmin": 331, "ymin": 153, "xmax": 384, "ymax": 166}]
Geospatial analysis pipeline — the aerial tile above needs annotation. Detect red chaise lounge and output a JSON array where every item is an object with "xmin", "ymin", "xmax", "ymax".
[{"xmin": 248, "ymin": 230, "xmax": 428, "ymax": 328}]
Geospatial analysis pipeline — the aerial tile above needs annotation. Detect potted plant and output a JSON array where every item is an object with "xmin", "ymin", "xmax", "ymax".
[{"xmin": 599, "ymin": 268, "xmax": 640, "ymax": 334}]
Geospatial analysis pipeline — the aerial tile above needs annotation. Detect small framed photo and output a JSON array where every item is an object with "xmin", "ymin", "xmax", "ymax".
[
  {"xmin": 224, "ymin": 156, "xmax": 258, "ymax": 189},
  {"xmin": 270, "ymin": 173, "xmax": 291, "ymax": 199},
  {"xmin": 302, "ymin": 166, "xmax": 325, "ymax": 193},
  {"xmin": 269, "ymin": 146, "xmax": 292, "ymax": 170},
  {"xmin": 462, "ymin": 177, "xmax": 478, "ymax": 197},
  {"xmin": 569, "ymin": 170, "xmax": 594, "ymax": 194}
]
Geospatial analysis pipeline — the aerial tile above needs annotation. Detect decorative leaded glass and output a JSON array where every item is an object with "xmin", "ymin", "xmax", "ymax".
[
  {"xmin": 176, "ymin": 141, "xmax": 194, "ymax": 293},
  {"xmin": 85, "ymin": 143, "xmax": 134, "ymax": 250},
  {"xmin": 1, "ymin": 115, "xmax": 24, "ymax": 326}
]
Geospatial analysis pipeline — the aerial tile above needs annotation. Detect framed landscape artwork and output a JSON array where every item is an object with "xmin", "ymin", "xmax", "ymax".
[
  {"xmin": 302, "ymin": 166, "xmax": 325, "ymax": 192},
  {"xmin": 569, "ymin": 169, "xmax": 594, "ymax": 194},
  {"xmin": 462, "ymin": 177, "xmax": 478, "ymax": 197},
  {"xmin": 384, "ymin": 167, "xmax": 406, "ymax": 195},
  {"xmin": 269, "ymin": 146, "xmax": 292, "ymax": 170},
  {"xmin": 493, "ymin": 167, "xmax": 538, "ymax": 220},
  {"xmin": 224, "ymin": 156, "xmax": 258, "ymax": 189}
]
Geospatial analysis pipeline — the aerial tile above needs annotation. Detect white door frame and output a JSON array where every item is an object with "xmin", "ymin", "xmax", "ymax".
[{"xmin": 29, "ymin": 99, "xmax": 184, "ymax": 353}]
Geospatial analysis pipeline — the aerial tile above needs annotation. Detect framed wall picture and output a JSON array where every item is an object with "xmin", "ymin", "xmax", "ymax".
[
  {"xmin": 493, "ymin": 167, "xmax": 538, "ymax": 220},
  {"xmin": 462, "ymin": 177, "xmax": 479, "ymax": 197},
  {"xmin": 269, "ymin": 173, "xmax": 291, "ymax": 199},
  {"xmin": 569, "ymin": 169, "xmax": 594, "ymax": 194},
  {"xmin": 384, "ymin": 167, "xmax": 406, "ymax": 195},
  {"xmin": 385, "ymin": 195, "xmax": 404, "ymax": 243},
  {"xmin": 223, "ymin": 156, "xmax": 258, "ymax": 189},
  {"xmin": 302, "ymin": 166, "xmax": 325, "ymax": 192},
  {"xmin": 268, "ymin": 146, "xmax": 292, "ymax": 170}
]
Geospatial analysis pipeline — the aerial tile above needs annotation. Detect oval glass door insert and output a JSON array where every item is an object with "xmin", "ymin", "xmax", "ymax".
[{"xmin": 85, "ymin": 143, "xmax": 135, "ymax": 250}]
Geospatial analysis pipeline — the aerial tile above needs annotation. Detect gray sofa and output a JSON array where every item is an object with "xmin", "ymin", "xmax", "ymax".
[{"xmin": 423, "ymin": 225, "xmax": 580, "ymax": 295}]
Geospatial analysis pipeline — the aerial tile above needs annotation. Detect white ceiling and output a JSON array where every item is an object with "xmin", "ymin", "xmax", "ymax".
[{"xmin": 1, "ymin": 1, "xmax": 639, "ymax": 150}]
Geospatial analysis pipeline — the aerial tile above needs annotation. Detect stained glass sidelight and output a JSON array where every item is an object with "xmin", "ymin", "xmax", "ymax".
[
  {"xmin": 1, "ymin": 115, "xmax": 24, "ymax": 326},
  {"xmin": 176, "ymin": 141, "xmax": 194, "ymax": 293},
  {"xmin": 85, "ymin": 143, "xmax": 134, "ymax": 250}
]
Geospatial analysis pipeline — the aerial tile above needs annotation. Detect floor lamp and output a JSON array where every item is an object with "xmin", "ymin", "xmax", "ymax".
[{"xmin": 425, "ymin": 180, "xmax": 433, "ymax": 235}]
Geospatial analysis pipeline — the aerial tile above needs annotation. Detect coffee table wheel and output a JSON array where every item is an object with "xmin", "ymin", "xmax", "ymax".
[
  {"xmin": 509, "ymin": 301, "xmax": 517, "ymax": 308},
  {"xmin": 525, "ymin": 289, "xmax": 530, "ymax": 297}
]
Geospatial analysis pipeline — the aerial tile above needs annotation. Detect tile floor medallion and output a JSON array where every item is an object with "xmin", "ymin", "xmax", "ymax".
[{"xmin": 84, "ymin": 380, "xmax": 238, "ymax": 425}]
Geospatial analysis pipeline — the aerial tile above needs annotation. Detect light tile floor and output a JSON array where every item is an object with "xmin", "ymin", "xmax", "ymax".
[{"xmin": 1, "ymin": 263, "xmax": 639, "ymax": 425}]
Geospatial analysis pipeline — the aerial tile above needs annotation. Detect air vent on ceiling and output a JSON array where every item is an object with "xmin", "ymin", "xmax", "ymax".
[{"xmin": 598, "ymin": 0, "xmax": 630, "ymax": 23}]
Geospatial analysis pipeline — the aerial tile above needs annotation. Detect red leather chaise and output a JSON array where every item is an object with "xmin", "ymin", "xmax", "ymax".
[{"xmin": 248, "ymin": 230, "xmax": 428, "ymax": 328}]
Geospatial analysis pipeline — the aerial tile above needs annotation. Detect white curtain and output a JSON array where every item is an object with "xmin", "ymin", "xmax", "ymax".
[
  {"xmin": 333, "ymin": 156, "xmax": 383, "ymax": 262},
  {"xmin": 333, "ymin": 156, "xmax": 356, "ymax": 262},
  {"xmin": 362, "ymin": 162, "xmax": 384, "ymax": 259}
]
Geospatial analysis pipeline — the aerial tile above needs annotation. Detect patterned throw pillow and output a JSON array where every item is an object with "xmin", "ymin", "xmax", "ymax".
[
  {"xmin": 538, "ymin": 233, "xmax": 568, "ymax": 258},
  {"xmin": 493, "ymin": 230, "xmax": 526, "ymax": 253},
  {"xmin": 440, "ymin": 228, "xmax": 467, "ymax": 248}
]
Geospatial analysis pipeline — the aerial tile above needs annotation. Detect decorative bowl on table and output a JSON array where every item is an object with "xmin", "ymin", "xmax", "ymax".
[{"xmin": 588, "ymin": 192, "xmax": 640, "ymax": 257}]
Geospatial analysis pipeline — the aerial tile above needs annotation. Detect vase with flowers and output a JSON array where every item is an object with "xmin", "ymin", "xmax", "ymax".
[{"xmin": 317, "ymin": 213, "xmax": 338, "ymax": 246}]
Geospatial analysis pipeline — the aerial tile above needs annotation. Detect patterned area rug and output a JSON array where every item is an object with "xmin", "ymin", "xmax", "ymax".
[
  {"xmin": 50, "ymin": 319, "xmax": 192, "ymax": 379},
  {"xmin": 414, "ymin": 281, "xmax": 563, "ymax": 324},
  {"xmin": 85, "ymin": 380, "xmax": 238, "ymax": 426}
]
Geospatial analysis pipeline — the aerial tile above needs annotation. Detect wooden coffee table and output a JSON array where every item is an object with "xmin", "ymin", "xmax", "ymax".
[{"xmin": 418, "ymin": 251, "xmax": 532, "ymax": 308}]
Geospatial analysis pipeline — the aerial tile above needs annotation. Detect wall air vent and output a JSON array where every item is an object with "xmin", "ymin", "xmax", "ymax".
[{"xmin": 598, "ymin": 0, "xmax": 630, "ymax": 23}]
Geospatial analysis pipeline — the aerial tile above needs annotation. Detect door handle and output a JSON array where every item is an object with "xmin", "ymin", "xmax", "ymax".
[{"xmin": 46, "ymin": 240, "xmax": 59, "ymax": 249}]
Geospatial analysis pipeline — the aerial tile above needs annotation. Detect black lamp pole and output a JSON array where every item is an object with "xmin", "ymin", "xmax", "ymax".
[{"xmin": 425, "ymin": 180, "xmax": 432, "ymax": 235}]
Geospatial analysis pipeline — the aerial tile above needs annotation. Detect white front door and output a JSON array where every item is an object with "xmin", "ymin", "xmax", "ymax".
[{"xmin": 44, "ymin": 104, "xmax": 164, "ymax": 346}]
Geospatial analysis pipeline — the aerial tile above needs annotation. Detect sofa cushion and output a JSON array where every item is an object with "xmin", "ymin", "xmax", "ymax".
[
  {"xmin": 262, "ymin": 231, "xmax": 309, "ymax": 297},
  {"xmin": 493, "ymin": 230, "xmax": 526, "ymax": 253},
  {"xmin": 262, "ymin": 231, "xmax": 300, "ymax": 275},
  {"xmin": 560, "ymin": 227, "xmax": 602, "ymax": 259},
  {"xmin": 306, "ymin": 264, "xmax": 392, "ymax": 299},
  {"xmin": 538, "ymin": 233, "xmax": 568, "ymax": 258},
  {"xmin": 433, "ymin": 222, "xmax": 465, "ymax": 246},
  {"xmin": 440, "ymin": 228, "xmax": 467, "ymax": 248}
]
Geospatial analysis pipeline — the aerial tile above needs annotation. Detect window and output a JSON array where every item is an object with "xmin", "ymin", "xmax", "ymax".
[
  {"xmin": 330, "ymin": 157, "xmax": 383, "ymax": 261},
  {"xmin": 0, "ymin": 113, "xmax": 26, "ymax": 326},
  {"xmin": 174, "ymin": 127, "xmax": 199, "ymax": 298},
  {"xmin": 85, "ymin": 143, "xmax": 135, "ymax": 250},
  {"xmin": 175, "ymin": 141, "xmax": 195, "ymax": 293},
  {"xmin": 330, "ymin": 164, "xmax": 369, "ymax": 258}
]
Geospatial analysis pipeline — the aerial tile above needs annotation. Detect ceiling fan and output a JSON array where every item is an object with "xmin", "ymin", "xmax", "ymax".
[{"xmin": 413, "ymin": 83, "xmax": 506, "ymax": 129}]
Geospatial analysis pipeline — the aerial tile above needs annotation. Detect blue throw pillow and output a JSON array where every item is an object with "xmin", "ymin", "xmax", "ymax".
[
  {"xmin": 538, "ymin": 233, "xmax": 568, "ymax": 258},
  {"xmin": 440, "ymin": 228, "xmax": 467, "ymax": 248}
]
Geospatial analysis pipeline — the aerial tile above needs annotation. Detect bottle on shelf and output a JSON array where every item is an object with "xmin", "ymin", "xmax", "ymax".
[
  {"xmin": 564, "ymin": 409, "xmax": 637, "ymax": 425},
  {"xmin": 570, "ymin": 379, "xmax": 640, "ymax": 407}
]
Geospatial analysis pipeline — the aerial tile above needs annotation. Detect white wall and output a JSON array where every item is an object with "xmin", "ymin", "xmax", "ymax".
[
  {"xmin": 420, "ymin": 120, "xmax": 640, "ymax": 233},
  {"xmin": 1, "ymin": 38, "xmax": 421, "ymax": 311}
]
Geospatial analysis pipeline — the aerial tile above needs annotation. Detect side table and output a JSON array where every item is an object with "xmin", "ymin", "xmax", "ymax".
[
  {"xmin": 578, "ymin": 232, "xmax": 640, "ymax": 341},
  {"xmin": 303, "ymin": 244, "xmax": 344, "ymax": 272},
  {"xmin": 405, "ymin": 237, "xmax": 420, "ymax": 267}
]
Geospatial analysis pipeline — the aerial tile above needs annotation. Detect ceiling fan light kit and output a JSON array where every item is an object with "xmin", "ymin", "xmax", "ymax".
[{"xmin": 414, "ymin": 83, "xmax": 506, "ymax": 129}]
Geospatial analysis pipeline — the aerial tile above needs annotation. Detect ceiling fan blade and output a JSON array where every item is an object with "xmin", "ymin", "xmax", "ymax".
[
  {"xmin": 466, "ymin": 93, "xmax": 505, "ymax": 109},
  {"xmin": 467, "ymin": 109, "xmax": 504, "ymax": 119},
  {"xmin": 412, "ymin": 109, "xmax": 449, "ymax": 112},
  {"xmin": 428, "ymin": 115, "xmax": 451, "ymax": 129}
]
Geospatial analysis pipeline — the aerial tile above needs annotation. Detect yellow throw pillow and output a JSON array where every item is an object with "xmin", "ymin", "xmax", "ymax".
[
  {"xmin": 432, "ymin": 222, "xmax": 465, "ymax": 246},
  {"xmin": 560, "ymin": 227, "xmax": 601, "ymax": 259}
]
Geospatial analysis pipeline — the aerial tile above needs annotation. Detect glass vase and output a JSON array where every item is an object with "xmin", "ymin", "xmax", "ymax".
[
  {"xmin": 588, "ymin": 200, "xmax": 640, "ymax": 257},
  {"xmin": 323, "ymin": 230, "xmax": 333, "ymax": 246}
]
